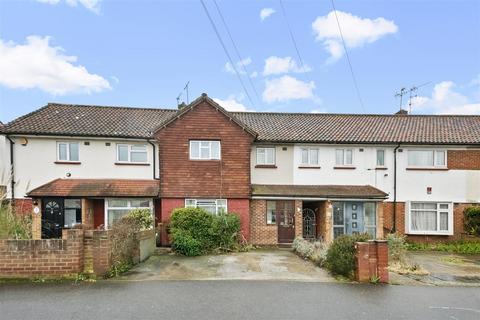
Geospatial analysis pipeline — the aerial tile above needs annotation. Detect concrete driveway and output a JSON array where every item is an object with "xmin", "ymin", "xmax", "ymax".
[{"xmin": 118, "ymin": 249, "xmax": 334, "ymax": 282}]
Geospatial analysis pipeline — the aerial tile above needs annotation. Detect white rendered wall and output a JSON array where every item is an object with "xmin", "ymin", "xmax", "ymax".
[
  {"xmin": 10, "ymin": 136, "xmax": 159, "ymax": 198},
  {"xmin": 251, "ymin": 144, "xmax": 294, "ymax": 185},
  {"xmin": 0, "ymin": 135, "xmax": 10, "ymax": 190}
]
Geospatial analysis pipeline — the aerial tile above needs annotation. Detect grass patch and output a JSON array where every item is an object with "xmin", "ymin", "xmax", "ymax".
[{"xmin": 407, "ymin": 240, "xmax": 480, "ymax": 254}]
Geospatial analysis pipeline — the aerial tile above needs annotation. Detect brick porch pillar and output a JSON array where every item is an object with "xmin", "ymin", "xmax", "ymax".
[
  {"xmin": 294, "ymin": 200, "xmax": 303, "ymax": 238},
  {"xmin": 376, "ymin": 202, "xmax": 384, "ymax": 239},
  {"xmin": 376, "ymin": 240, "xmax": 389, "ymax": 283},
  {"xmin": 32, "ymin": 198, "xmax": 41, "ymax": 240},
  {"xmin": 324, "ymin": 201, "xmax": 333, "ymax": 243}
]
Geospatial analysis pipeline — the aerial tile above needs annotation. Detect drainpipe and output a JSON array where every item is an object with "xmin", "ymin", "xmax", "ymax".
[
  {"xmin": 6, "ymin": 135, "xmax": 15, "ymax": 200},
  {"xmin": 147, "ymin": 140, "xmax": 158, "ymax": 180},
  {"xmin": 392, "ymin": 144, "xmax": 401, "ymax": 233}
]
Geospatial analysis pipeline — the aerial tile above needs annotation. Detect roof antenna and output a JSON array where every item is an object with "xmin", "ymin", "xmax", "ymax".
[
  {"xmin": 395, "ymin": 87, "xmax": 407, "ymax": 111},
  {"xmin": 395, "ymin": 82, "xmax": 431, "ymax": 114},
  {"xmin": 176, "ymin": 81, "xmax": 190, "ymax": 108}
]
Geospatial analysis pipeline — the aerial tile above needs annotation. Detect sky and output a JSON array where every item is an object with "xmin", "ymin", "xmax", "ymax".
[{"xmin": 0, "ymin": 0, "xmax": 479, "ymax": 123}]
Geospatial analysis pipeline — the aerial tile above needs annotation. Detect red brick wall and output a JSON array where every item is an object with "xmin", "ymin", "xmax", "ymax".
[
  {"xmin": 156, "ymin": 101, "xmax": 254, "ymax": 198},
  {"xmin": 12, "ymin": 198, "xmax": 33, "ymax": 215},
  {"xmin": 159, "ymin": 198, "xmax": 185, "ymax": 245},
  {"xmin": 227, "ymin": 199, "xmax": 250, "ymax": 242},
  {"xmin": 448, "ymin": 150, "xmax": 480, "ymax": 170},
  {"xmin": 250, "ymin": 200, "xmax": 277, "ymax": 245},
  {"xmin": 355, "ymin": 241, "xmax": 388, "ymax": 283}
]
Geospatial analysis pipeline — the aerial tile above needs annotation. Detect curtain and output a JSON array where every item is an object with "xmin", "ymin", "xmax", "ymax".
[{"xmin": 411, "ymin": 210, "xmax": 437, "ymax": 231}]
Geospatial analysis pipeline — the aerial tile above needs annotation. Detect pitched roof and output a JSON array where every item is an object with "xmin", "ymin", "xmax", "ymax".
[
  {"xmin": 233, "ymin": 112, "xmax": 480, "ymax": 145},
  {"xmin": 27, "ymin": 179, "xmax": 160, "ymax": 197},
  {"xmin": 4, "ymin": 103, "xmax": 176, "ymax": 139},
  {"xmin": 251, "ymin": 184, "xmax": 388, "ymax": 199}
]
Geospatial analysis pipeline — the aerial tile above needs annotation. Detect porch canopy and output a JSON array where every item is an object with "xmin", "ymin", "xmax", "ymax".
[
  {"xmin": 27, "ymin": 178, "xmax": 160, "ymax": 197},
  {"xmin": 251, "ymin": 184, "xmax": 388, "ymax": 200}
]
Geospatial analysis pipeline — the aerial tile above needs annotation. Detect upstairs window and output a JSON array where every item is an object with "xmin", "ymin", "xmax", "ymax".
[
  {"xmin": 185, "ymin": 199, "xmax": 227, "ymax": 215},
  {"xmin": 408, "ymin": 202, "xmax": 452, "ymax": 235},
  {"xmin": 190, "ymin": 141, "xmax": 221, "ymax": 160},
  {"xmin": 117, "ymin": 144, "xmax": 148, "ymax": 163},
  {"xmin": 335, "ymin": 149, "xmax": 353, "ymax": 166},
  {"xmin": 57, "ymin": 142, "xmax": 79, "ymax": 162},
  {"xmin": 301, "ymin": 147, "xmax": 319, "ymax": 166},
  {"xmin": 376, "ymin": 149, "xmax": 385, "ymax": 167},
  {"xmin": 256, "ymin": 147, "xmax": 275, "ymax": 165},
  {"xmin": 408, "ymin": 150, "xmax": 446, "ymax": 168}
]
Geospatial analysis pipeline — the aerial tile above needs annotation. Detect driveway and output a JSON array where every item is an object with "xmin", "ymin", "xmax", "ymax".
[{"xmin": 119, "ymin": 248, "xmax": 334, "ymax": 282}]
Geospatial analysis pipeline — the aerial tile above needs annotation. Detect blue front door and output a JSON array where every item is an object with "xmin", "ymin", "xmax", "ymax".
[{"xmin": 345, "ymin": 202, "xmax": 364, "ymax": 235}]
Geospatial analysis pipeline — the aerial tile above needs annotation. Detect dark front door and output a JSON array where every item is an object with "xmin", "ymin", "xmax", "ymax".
[
  {"xmin": 42, "ymin": 198, "xmax": 64, "ymax": 239},
  {"xmin": 276, "ymin": 201, "xmax": 295, "ymax": 243}
]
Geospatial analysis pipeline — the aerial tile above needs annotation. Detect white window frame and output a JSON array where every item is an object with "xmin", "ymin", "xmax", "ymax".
[
  {"xmin": 104, "ymin": 198, "xmax": 153, "ymax": 229},
  {"xmin": 406, "ymin": 201, "xmax": 453, "ymax": 235},
  {"xmin": 256, "ymin": 147, "xmax": 276, "ymax": 165},
  {"xmin": 189, "ymin": 140, "xmax": 221, "ymax": 160},
  {"xmin": 376, "ymin": 149, "xmax": 386, "ymax": 167},
  {"xmin": 300, "ymin": 147, "xmax": 319, "ymax": 166},
  {"xmin": 335, "ymin": 148, "xmax": 354, "ymax": 166},
  {"xmin": 116, "ymin": 144, "xmax": 148, "ymax": 163},
  {"xmin": 185, "ymin": 199, "xmax": 228, "ymax": 215},
  {"xmin": 56, "ymin": 141, "xmax": 80, "ymax": 162},
  {"xmin": 407, "ymin": 149, "xmax": 447, "ymax": 168}
]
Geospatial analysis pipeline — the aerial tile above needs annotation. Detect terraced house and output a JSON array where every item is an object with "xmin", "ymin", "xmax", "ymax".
[{"xmin": 1, "ymin": 94, "xmax": 479, "ymax": 245}]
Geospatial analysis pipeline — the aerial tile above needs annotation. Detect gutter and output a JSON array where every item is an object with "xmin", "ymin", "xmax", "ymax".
[
  {"xmin": 147, "ymin": 140, "xmax": 158, "ymax": 180},
  {"xmin": 6, "ymin": 135, "xmax": 15, "ymax": 200},
  {"xmin": 393, "ymin": 143, "xmax": 401, "ymax": 233}
]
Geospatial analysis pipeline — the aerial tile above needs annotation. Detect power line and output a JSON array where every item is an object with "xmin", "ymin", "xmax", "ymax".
[
  {"xmin": 330, "ymin": 0, "xmax": 366, "ymax": 112},
  {"xmin": 212, "ymin": 0, "xmax": 261, "ymax": 103},
  {"xmin": 199, "ymin": 0, "xmax": 254, "ymax": 107},
  {"xmin": 278, "ymin": 0, "xmax": 308, "ymax": 72}
]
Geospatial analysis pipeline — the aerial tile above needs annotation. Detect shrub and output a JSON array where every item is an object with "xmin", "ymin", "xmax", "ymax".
[
  {"xmin": 169, "ymin": 207, "xmax": 241, "ymax": 256},
  {"xmin": 464, "ymin": 206, "xmax": 480, "ymax": 236},
  {"xmin": 127, "ymin": 208, "xmax": 153, "ymax": 230},
  {"xmin": 325, "ymin": 233, "xmax": 371, "ymax": 277},
  {"xmin": 386, "ymin": 233, "xmax": 407, "ymax": 262},
  {"xmin": 0, "ymin": 200, "xmax": 32, "ymax": 240},
  {"xmin": 407, "ymin": 240, "xmax": 480, "ymax": 254},
  {"xmin": 292, "ymin": 237, "xmax": 329, "ymax": 266}
]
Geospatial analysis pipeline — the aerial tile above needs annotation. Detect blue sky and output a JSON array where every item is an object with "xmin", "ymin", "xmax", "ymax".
[{"xmin": 1, "ymin": 0, "xmax": 479, "ymax": 123}]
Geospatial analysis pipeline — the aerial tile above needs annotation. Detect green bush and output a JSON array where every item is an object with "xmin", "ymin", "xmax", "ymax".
[
  {"xmin": 169, "ymin": 207, "xmax": 241, "ymax": 256},
  {"xmin": 0, "ymin": 201, "xmax": 32, "ymax": 240},
  {"xmin": 325, "ymin": 233, "xmax": 372, "ymax": 277},
  {"xmin": 464, "ymin": 206, "xmax": 480, "ymax": 236},
  {"xmin": 407, "ymin": 240, "xmax": 480, "ymax": 254},
  {"xmin": 386, "ymin": 233, "xmax": 407, "ymax": 262},
  {"xmin": 127, "ymin": 208, "xmax": 153, "ymax": 230}
]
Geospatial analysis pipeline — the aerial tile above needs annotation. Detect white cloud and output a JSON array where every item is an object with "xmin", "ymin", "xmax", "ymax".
[
  {"xmin": 213, "ymin": 95, "xmax": 251, "ymax": 112},
  {"xmin": 36, "ymin": 0, "xmax": 101, "ymax": 14},
  {"xmin": 312, "ymin": 11, "xmax": 398, "ymax": 62},
  {"xmin": 412, "ymin": 80, "xmax": 480, "ymax": 115},
  {"xmin": 0, "ymin": 36, "xmax": 111, "ymax": 95},
  {"xmin": 224, "ymin": 57, "xmax": 252, "ymax": 75},
  {"xmin": 310, "ymin": 108, "xmax": 326, "ymax": 113},
  {"xmin": 263, "ymin": 75, "xmax": 315, "ymax": 103},
  {"xmin": 260, "ymin": 8, "xmax": 276, "ymax": 21},
  {"xmin": 263, "ymin": 56, "xmax": 311, "ymax": 76}
]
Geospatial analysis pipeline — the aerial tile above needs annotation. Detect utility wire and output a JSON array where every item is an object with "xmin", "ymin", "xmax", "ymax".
[
  {"xmin": 330, "ymin": 0, "xmax": 366, "ymax": 112},
  {"xmin": 278, "ymin": 0, "xmax": 307, "ymax": 72},
  {"xmin": 200, "ymin": 0, "xmax": 254, "ymax": 107},
  {"xmin": 213, "ymin": 0, "xmax": 261, "ymax": 103}
]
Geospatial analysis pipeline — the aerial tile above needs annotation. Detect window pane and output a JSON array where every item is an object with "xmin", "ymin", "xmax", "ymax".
[
  {"xmin": 376, "ymin": 150, "xmax": 385, "ymax": 166},
  {"xmin": 301, "ymin": 149, "xmax": 308, "ymax": 164},
  {"xmin": 333, "ymin": 202, "xmax": 344, "ymax": 225},
  {"xmin": 130, "ymin": 199, "xmax": 150, "ymax": 208},
  {"xmin": 439, "ymin": 212, "xmax": 449, "ymax": 231},
  {"xmin": 411, "ymin": 202, "xmax": 436, "ymax": 210},
  {"xmin": 64, "ymin": 209, "xmax": 78, "ymax": 228},
  {"xmin": 345, "ymin": 150, "xmax": 353, "ymax": 165},
  {"xmin": 211, "ymin": 141, "xmax": 220, "ymax": 159},
  {"xmin": 65, "ymin": 199, "xmax": 81, "ymax": 209},
  {"xmin": 108, "ymin": 199, "xmax": 128, "ymax": 208},
  {"xmin": 131, "ymin": 145, "xmax": 146, "ymax": 151},
  {"xmin": 58, "ymin": 143, "xmax": 67, "ymax": 160},
  {"xmin": 266, "ymin": 148, "xmax": 275, "ymax": 164},
  {"xmin": 408, "ymin": 150, "xmax": 434, "ymax": 166},
  {"xmin": 335, "ymin": 149, "xmax": 344, "ymax": 165},
  {"xmin": 439, "ymin": 203, "xmax": 449, "ymax": 209},
  {"xmin": 185, "ymin": 199, "xmax": 196, "ymax": 207},
  {"xmin": 267, "ymin": 201, "xmax": 276, "ymax": 224},
  {"xmin": 200, "ymin": 146, "xmax": 210, "ymax": 159},
  {"xmin": 108, "ymin": 209, "xmax": 130, "ymax": 226},
  {"xmin": 69, "ymin": 143, "xmax": 79, "ymax": 161},
  {"xmin": 310, "ymin": 149, "xmax": 319, "ymax": 164},
  {"xmin": 333, "ymin": 227, "xmax": 344, "ymax": 238},
  {"xmin": 131, "ymin": 151, "xmax": 147, "ymax": 162},
  {"xmin": 257, "ymin": 149, "xmax": 265, "ymax": 164},
  {"xmin": 190, "ymin": 141, "xmax": 200, "ymax": 159},
  {"xmin": 411, "ymin": 211, "xmax": 437, "ymax": 231},
  {"xmin": 118, "ymin": 145, "xmax": 129, "ymax": 161},
  {"xmin": 364, "ymin": 202, "xmax": 376, "ymax": 226},
  {"xmin": 435, "ymin": 151, "xmax": 445, "ymax": 166}
]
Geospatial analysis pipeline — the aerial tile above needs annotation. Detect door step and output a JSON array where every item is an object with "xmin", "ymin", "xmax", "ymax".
[{"xmin": 277, "ymin": 243, "xmax": 293, "ymax": 249}]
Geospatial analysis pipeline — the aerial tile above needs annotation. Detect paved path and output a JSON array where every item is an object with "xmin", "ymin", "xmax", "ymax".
[
  {"xmin": 1, "ymin": 281, "xmax": 479, "ymax": 320},
  {"xmin": 120, "ymin": 249, "xmax": 333, "ymax": 282}
]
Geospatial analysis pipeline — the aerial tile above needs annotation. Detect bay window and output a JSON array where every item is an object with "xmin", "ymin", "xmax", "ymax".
[
  {"xmin": 407, "ymin": 202, "xmax": 453, "ymax": 235},
  {"xmin": 185, "ymin": 199, "xmax": 227, "ymax": 215}
]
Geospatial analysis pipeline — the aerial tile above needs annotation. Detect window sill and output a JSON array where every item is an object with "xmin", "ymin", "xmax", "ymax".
[
  {"xmin": 255, "ymin": 165, "xmax": 277, "ymax": 169},
  {"xmin": 54, "ymin": 161, "xmax": 81, "ymax": 165},
  {"xmin": 333, "ymin": 166, "xmax": 356, "ymax": 170},
  {"xmin": 406, "ymin": 231, "xmax": 453, "ymax": 236},
  {"xmin": 266, "ymin": 223, "xmax": 277, "ymax": 226},
  {"xmin": 406, "ymin": 167, "xmax": 449, "ymax": 171},
  {"xmin": 375, "ymin": 167, "xmax": 388, "ymax": 170},
  {"xmin": 115, "ymin": 162, "xmax": 150, "ymax": 166},
  {"xmin": 189, "ymin": 159, "xmax": 221, "ymax": 162},
  {"xmin": 298, "ymin": 166, "xmax": 321, "ymax": 169}
]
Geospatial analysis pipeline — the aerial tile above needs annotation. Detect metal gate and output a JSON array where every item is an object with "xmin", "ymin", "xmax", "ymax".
[{"xmin": 302, "ymin": 208, "xmax": 316, "ymax": 239}]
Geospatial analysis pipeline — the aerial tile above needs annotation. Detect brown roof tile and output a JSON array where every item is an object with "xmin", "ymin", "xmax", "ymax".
[
  {"xmin": 251, "ymin": 184, "xmax": 388, "ymax": 199},
  {"xmin": 27, "ymin": 179, "xmax": 160, "ymax": 197}
]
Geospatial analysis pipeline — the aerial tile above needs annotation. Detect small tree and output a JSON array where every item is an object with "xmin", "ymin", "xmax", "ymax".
[{"xmin": 464, "ymin": 206, "xmax": 480, "ymax": 236}]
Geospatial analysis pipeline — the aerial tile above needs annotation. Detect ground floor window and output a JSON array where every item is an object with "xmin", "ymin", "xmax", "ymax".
[
  {"xmin": 105, "ymin": 198, "xmax": 153, "ymax": 228},
  {"xmin": 64, "ymin": 199, "xmax": 82, "ymax": 228},
  {"xmin": 332, "ymin": 201, "xmax": 377, "ymax": 239},
  {"xmin": 407, "ymin": 202, "xmax": 453, "ymax": 235},
  {"xmin": 185, "ymin": 199, "xmax": 227, "ymax": 215}
]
